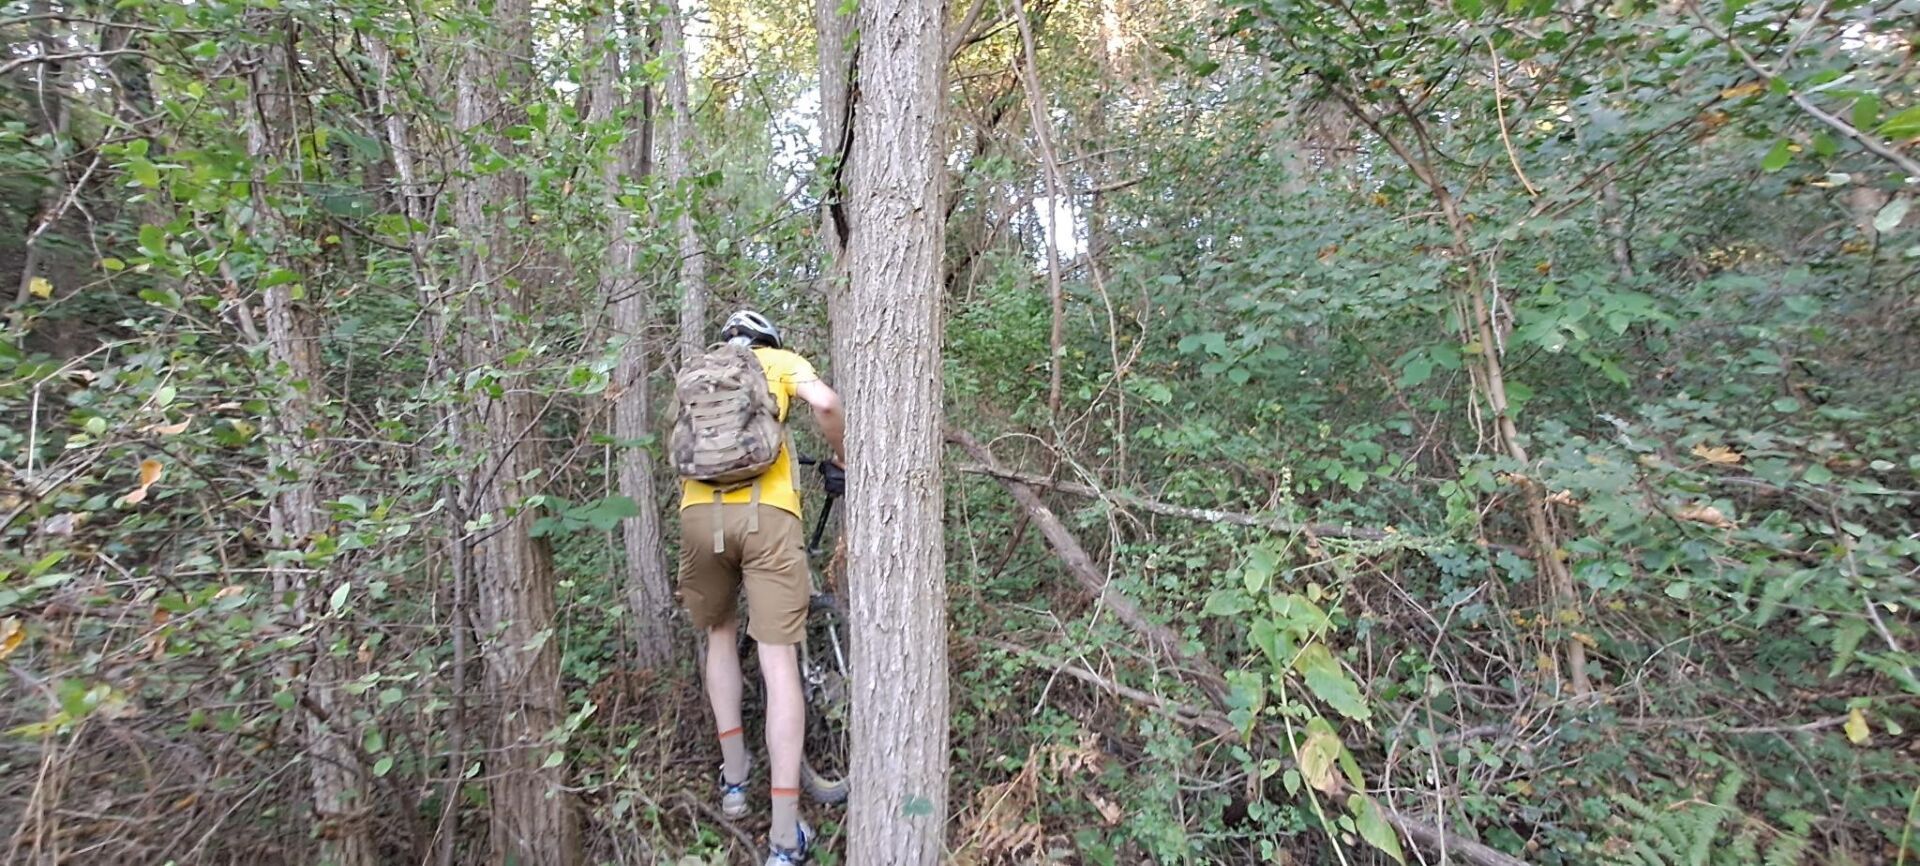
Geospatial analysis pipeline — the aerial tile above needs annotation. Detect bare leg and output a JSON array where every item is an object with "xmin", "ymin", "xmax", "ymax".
[
  {"xmin": 705, "ymin": 622, "xmax": 749, "ymax": 782},
  {"xmin": 759, "ymin": 640, "xmax": 805, "ymax": 847}
]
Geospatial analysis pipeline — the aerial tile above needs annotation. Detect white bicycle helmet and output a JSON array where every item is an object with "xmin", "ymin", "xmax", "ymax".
[{"xmin": 721, "ymin": 309, "xmax": 782, "ymax": 348}]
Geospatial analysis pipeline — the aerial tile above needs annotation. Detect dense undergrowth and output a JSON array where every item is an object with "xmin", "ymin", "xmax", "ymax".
[{"xmin": 3, "ymin": 0, "xmax": 1918, "ymax": 862}]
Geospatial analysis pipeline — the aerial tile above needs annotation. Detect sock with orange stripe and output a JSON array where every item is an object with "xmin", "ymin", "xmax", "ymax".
[
  {"xmin": 718, "ymin": 727, "xmax": 749, "ymax": 784},
  {"xmin": 770, "ymin": 787, "xmax": 801, "ymax": 848}
]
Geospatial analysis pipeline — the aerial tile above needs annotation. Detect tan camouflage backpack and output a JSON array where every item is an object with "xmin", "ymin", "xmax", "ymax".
[{"xmin": 669, "ymin": 342, "xmax": 787, "ymax": 497}]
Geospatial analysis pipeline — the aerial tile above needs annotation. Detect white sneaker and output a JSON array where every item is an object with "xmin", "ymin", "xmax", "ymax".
[
  {"xmin": 765, "ymin": 819, "xmax": 812, "ymax": 865},
  {"xmin": 719, "ymin": 763, "xmax": 751, "ymax": 819}
]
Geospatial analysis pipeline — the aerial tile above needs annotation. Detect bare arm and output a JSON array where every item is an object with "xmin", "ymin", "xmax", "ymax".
[{"xmin": 794, "ymin": 378, "xmax": 845, "ymax": 465}]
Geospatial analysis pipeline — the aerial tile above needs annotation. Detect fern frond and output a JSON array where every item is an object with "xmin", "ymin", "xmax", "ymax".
[
  {"xmin": 1762, "ymin": 833, "xmax": 1807, "ymax": 866},
  {"xmin": 1717, "ymin": 827, "xmax": 1760, "ymax": 866}
]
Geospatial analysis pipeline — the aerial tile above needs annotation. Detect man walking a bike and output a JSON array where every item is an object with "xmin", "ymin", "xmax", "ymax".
[{"xmin": 670, "ymin": 310, "xmax": 844, "ymax": 866}]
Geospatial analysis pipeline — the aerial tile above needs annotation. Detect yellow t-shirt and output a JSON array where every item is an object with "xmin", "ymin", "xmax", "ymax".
[{"xmin": 680, "ymin": 347, "xmax": 818, "ymax": 517}]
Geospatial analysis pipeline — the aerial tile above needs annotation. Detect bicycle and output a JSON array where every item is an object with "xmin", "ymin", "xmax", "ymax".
[{"xmin": 795, "ymin": 455, "xmax": 850, "ymax": 803}]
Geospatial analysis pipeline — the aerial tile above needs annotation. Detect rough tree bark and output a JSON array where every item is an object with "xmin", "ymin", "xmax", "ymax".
[
  {"xmin": 242, "ymin": 15, "xmax": 376, "ymax": 866},
  {"xmin": 589, "ymin": 9, "xmax": 676, "ymax": 670},
  {"xmin": 452, "ymin": 0, "xmax": 583, "ymax": 861},
  {"xmin": 816, "ymin": 0, "xmax": 857, "ymax": 367},
  {"xmin": 843, "ymin": 0, "xmax": 950, "ymax": 856},
  {"xmin": 661, "ymin": 0, "xmax": 709, "ymax": 362}
]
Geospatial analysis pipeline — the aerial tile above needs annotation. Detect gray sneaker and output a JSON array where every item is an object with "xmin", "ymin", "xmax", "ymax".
[
  {"xmin": 719, "ymin": 764, "xmax": 751, "ymax": 819},
  {"xmin": 765, "ymin": 819, "xmax": 811, "ymax": 865}
]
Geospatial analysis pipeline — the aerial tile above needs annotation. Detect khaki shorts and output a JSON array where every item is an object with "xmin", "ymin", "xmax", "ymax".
[{"xmin": 677, "ymin": 504, "xmax": 810, "ymax": 645}]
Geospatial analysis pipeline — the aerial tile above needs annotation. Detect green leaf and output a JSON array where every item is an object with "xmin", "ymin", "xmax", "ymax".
[
  {"xmin": 541, "ymin": 751, "xmax": 565, "ymax": 769},
  {"xmin": 129, "ymin": 157, "xmax": 160, "ymax": 189},
  {"xmin": 1244, "ymin": 546, "xmax": 1279, "ymax": 594},
  {"xmin": 1349, "ymin": 795, "xmax": 1406, "ymax": 864},
  {"xmin": 373, "ymin": 756, "xmax": 394, "ymax": 778},
  {"xmin": 1877, "ymin": 106, "xmax": 1920, "ymax": 140},
  {"xmin": 1294, "ymin": 642, "xmax": 1371, "ymax": 721},
  {"xmin": 1852, "ymin": 94, "xmax": 1880, "ymax": 130},
  {"xmin": 1802, "ymin": 464, "xmax": 1833, "ymax": 485},
  {"xmin": 1874, "ymin": 197, "xmax": 1910, "ymax": 234},
  {"xmin": 328, "ymin": 581, "xmax": 352, "ymax": 613},
  {"xmin": 1400, "ymin": 354, "xmax": 1435, "ymax": 387},
  {"xmin": 1761, "ymin": 139, "xmax": 1792, "ymax": 172},
  {"xmin": 1204, "ymin": 590, "xmax": 1254, "ymax": 616},
  {"xmin": 1829, "ymin": 620, "xmax": 1867, "ymax": 677}
]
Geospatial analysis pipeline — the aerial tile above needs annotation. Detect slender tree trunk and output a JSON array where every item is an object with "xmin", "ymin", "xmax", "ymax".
[
  {"xmin": 662, "ymin": 0, "xmax": 709, "ymax": 362},
  {"xmin": 452, "ymin": 1, "xmax": 583, "ymax": 861},
  {"xmin": 817, "ymin": 0, "xmax": 857, "ymax": 368},
  {"xmin": 1011, "ymin": 0, "xmax": 1067, "ymax": 426},
  {"xmin": 843, "ymin": 0, "xmax": 950, "ymax": 857},
  {"xmin": 15, "ymin": 0, "xmax": 70, "ymax": 307},
  {"xmin": 368, "ymin": 34, "xmax": 475, "ymax": 865},
  {"xmin": 590, "ymin": 9, "xmax": 677, "ymax": 670},
  {"xmin": 243, "ymin": 16, "xmax": 377, "ymax": 866}
]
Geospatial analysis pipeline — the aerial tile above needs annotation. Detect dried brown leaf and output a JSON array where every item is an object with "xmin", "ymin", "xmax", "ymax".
[
  {"xmin": 1675, "ymin": 504, "xmax": 1735, "ymax": 529},
  {"xmin": 1691, "ymin": 443, "xmax": 1743, "ymax": 465}
]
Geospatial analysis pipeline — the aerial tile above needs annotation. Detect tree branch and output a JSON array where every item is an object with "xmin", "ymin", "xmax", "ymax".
[
  {"xmin": 0, "ymin": 49, "xmax": 149, "ymax": 77},
  {"xmin": 955, "ymin": 462, "xmax": 1418, "ymax": 543},
  {"xmin": 1691, "ymin": 5, "xmax": 1920, "ymax": 178}
]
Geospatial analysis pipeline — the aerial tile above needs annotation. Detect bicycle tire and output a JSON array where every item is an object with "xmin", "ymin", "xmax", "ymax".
[{"xmin": 800, "ymin": 591, "xmax": 851, "ymax": 804}]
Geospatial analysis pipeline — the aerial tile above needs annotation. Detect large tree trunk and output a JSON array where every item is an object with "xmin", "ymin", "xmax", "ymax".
[
  {"xmin": 662, "ymin": 0, "xmax": 709, "ymax": 362},
  {"xmin": 842, "ymin": 0, "xmax": 950, "ymax": 857},
  {"xmin": 243, "ymin": 16, "xmax": 377, "ymax": 866},
  {"xmin": 452, "ymin": 1, "xmax": 583, "ymax": 862},
  {"xmin": 817, "ymin": 0, "xmax": 857, "ymax": 368},
  {"xmin": 590, "ymin": 9, "xmax": 677, "ymax": 670}
]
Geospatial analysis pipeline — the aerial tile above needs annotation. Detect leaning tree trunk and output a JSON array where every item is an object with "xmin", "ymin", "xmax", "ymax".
[
  {"xmin": 243, "ymin": 15, "xmax": 377, "ymax": 866},
  {"xmin": 816, "ymin": 0, "xmax": 858, "ymax": 367},
  {"xmin": 842, "ymin": 0, "xmax": 950, "ymax": 857},
  {"xmin": 662, "ymin": 0, "xmax": 709, "ymax": 362},
  {"xmin": 589, "ymin": 9, "xmax": 677, "ymax": 670},
  {"xmin": 452, "ymin": 0, "xmax": 583, "ymax": 861}
]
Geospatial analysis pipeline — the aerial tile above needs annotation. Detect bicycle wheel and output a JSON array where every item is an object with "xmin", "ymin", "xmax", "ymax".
[{"xmin": 799, "ymin": 590, "xmax": 850, "ymax": 803}]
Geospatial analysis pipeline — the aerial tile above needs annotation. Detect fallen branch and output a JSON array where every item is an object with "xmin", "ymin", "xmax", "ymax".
[
  {"xmin": 949, "ymin": 429, "xmax": 1230, "ymax": 700},
  {"xmin": 1385, "ymin": 812, "xmax": 1532, "ymax": 866},
  {"xmin": 983, "ymin": 638, "xmax": 1238, "ymax": 738},
  {"xmin": 956, "ymin": 463, "xmax": 1409, "ymax": 543}
]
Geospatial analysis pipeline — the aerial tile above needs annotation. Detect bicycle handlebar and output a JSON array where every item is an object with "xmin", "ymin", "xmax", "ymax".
[{"xmin": 795, "ymin": 451, "xmax": 842, "ymax": 555}]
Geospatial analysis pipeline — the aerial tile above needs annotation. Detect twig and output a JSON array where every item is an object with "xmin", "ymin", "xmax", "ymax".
[
  {"xmin": 1691, "ymin": 5, "xmax": 1920, "ymax": 178},
  {"xmin": 0, "ymin": 49, "xmax": 149, "ymax": 76},
  {"xmin": 984, "ymin": 638, "xmax": 1238, "ymax": 737},
  {"xmin": 673, "ymin": 792, "xmax": 757, "ymax": 854},
  {"xmin": 1487, "ymin": 37, "xmax": 1539, "ymax": 198}
]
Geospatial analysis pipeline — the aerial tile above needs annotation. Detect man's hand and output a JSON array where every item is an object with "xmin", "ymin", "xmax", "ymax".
[{"xmin": 820, "ymin": 460, "xmax": 846, "ymax": 497}]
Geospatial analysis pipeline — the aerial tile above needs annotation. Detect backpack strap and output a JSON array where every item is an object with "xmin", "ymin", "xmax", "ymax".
[
  {"xmin": 711, "ymin": 489, "xmax": 726, "ymax": 554},
  {"xmin": 747, "ymin": 481, "xmax": 761, "ymax": 534}
]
